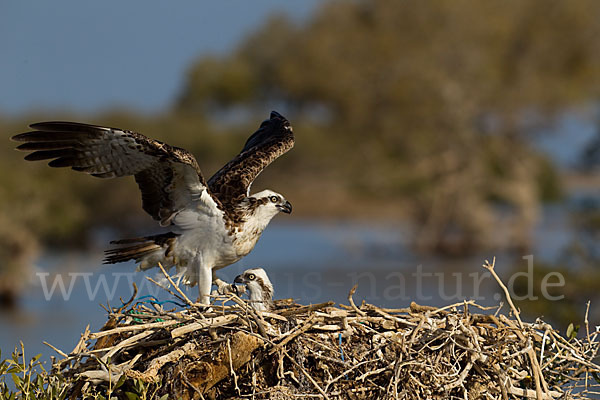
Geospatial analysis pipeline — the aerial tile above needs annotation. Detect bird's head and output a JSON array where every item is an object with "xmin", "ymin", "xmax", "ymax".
[
  {"xmin": 249, "ymin": 189, "xmax": 292, "ymax": 219},
  {"xmin": 234, "ymin": 267, "xmax": 274, "ymax": 311}
]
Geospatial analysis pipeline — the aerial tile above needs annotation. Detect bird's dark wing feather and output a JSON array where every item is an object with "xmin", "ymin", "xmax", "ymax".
[
  {"xmin": 12, "ymin": 121, "xmax": 218, "ymax": 226},
  {"xmin": 208, "ymin": 111, "xmax": 294, "ymax": 208}
]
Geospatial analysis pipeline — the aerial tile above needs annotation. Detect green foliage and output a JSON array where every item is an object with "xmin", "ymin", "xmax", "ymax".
[
  {"xmin": 0, "ymin": 344, "xmax": 167, "ymax": 400},
  {"xmin": 535, "ymin": 155, "xmax": 564, "ymax": 202},
  {"xmin": 566, "ymin": 323, "xmax": 580, "ymax": 340},
  {"xmin": 0, "ymin": 344, "xmax": 67, "ymax": 399}
]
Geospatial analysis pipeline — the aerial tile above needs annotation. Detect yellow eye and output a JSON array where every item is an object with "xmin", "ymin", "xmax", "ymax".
[
  {"xmin": 247, "ymin": 274, "xmax": 256, "ymax": 280},
  {"xmin": 269, "ymin": 196, "xmax": 278, "ymax": 203}
]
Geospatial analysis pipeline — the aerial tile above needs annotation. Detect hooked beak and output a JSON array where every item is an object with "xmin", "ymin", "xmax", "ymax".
[
  {"xmin": 277, "ymin": 200, "xmax": 292, "ymax": 214},
  {"xmin": 234, "ymin": 274, "xmax": 244, "ymax": 284}
]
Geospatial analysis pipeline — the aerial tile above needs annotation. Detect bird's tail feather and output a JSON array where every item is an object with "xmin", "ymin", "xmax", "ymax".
[{"xmin": 103, "ymin": 232, "xmax": 179, "ymax": 264}]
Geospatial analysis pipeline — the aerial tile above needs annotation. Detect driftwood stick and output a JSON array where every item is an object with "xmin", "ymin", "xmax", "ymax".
[
  {"xmin": 278, "ymin": 301, "xmax": 336, "ymax": 317},
  {"xmin": 89, "ymin": 319, "xmax": 183, "ymax": 340},
  {"xmin": 171, "ymin": 315, "xmax": 239, "ymax": 338},
  {"xmin": 101, "ymin": 330, "xmax": 155, "ymax": 363}
]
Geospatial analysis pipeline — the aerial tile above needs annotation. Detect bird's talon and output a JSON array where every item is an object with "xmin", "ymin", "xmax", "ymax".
[
  {"xmin": 233, "ymin": 284, "xmax": 246, "ymax": 296},
  {"xmin": 216, "ymin": 283, "xmax": 237, "ymax": 296},
  {"xmin": 193, "ymin": 304, "xmax": 213, "ymax": 313}
]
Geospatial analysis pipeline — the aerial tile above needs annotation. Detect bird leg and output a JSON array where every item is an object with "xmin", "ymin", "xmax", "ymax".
[{"xmin": 196, "ymin": 264, "xmax": 213, "ymax": 305}]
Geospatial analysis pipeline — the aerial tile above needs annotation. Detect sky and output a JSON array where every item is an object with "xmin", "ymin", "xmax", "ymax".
[{"xmin": 0, "ymin": 1, "xmax": 319, "ymax": 115}]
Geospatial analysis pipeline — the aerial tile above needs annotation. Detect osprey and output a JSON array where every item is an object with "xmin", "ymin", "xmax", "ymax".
[
  {"xmin": 234, "ymin": 267, "xmax": 274, "ymax": 312},
  {"xmin": 12, "ymin": 111, "xmax": 294, "ymax": 305}
]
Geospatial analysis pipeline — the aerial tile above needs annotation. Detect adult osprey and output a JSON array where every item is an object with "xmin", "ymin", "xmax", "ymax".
[{"xmin": 12, "ymin": 111, "xmax": 294, "ymax": 305}]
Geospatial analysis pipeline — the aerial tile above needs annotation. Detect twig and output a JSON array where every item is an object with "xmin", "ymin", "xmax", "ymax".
[
  {"xmin": 89, "ymin": 319, "xmax": 183, "ymax": 340},
  {"xmin": 171, "ymin": 315, "xmax": 239, "ymax": 338},
  {"xmin": 101, "ymin": 330, "xmax": 155, "ymax": 363},
  {"xmin": 325, "ymin": 359, "xmax": 379, "ymax": 391},
  {"xmin": 585, "ymin": 300, "xmax": 591, "ymax": 346},
  {"xmin": 540, "ymin": 329, "xmax": 549, "ymax": 367},
  {"xmin": 348, "ymin": 285, "xmax": 366, "ymax": 316},
  {"xmin": 118, "ymin": 282, "xmax": 138, "ymax": 312},
  {"xmin": 269, "ymin": 314, "xmax": 319, "ymax": 355},
  {"xmin": 227, "ymin": 338, "xmax": 241, "ymax": 396},
  {"xmin": 225, "ymin": 293, "xmax": 269, "ymax": 338},
  {"xmin": 145, "ymin": 276, "xmax": 190, "ymax": 307},
  {"xmin": 283, "ymin": 350, "xmax": 330, "ymax": 399},
  {"xmin": 482, "ymin": 257, "xmax": 523, "ymax": 328},
  {"xmin": 43, "ymin": 341, "xmax": 68, "ymax": 358},
  {"xmin": 156, "ymin": 262, "xmax": 194, "ymax": 306},
  {"xmin": 278, "ymin": 301, "xmax": 335, "ymax": 317}
]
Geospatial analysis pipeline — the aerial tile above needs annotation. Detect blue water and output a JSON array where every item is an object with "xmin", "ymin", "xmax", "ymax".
[{"xmin": 0, "ymin": 213, "xmax": 579, "ymax": 368}]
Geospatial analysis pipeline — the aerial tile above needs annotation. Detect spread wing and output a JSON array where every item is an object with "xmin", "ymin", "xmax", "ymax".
[
  {"xmin": 208, "ymin": 111, "xmax": 294, "ymax": 208},
  {"xmin": 12, "ymin": 121, "xmax": 220, "ymax": 226}
]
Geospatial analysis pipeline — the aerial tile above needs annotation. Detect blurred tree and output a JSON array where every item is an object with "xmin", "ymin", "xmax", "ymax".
[
  {"xmin": 177, "ymin": 0, "xmax": 600, "ymax": 254},
  {"xmin": 511, "ymin": 195, "xmax": 600, "ymax": 328},
  {"xmin": 0, "ymin": 212, "xmax": 38, "ymax": 308},
  {"xmin": 581, "ymin": 122, "xmax": 600, "ymax": 171},
  {"xmin": 3, "ymin": 0, "xmax": 600, "ymax": 257}
]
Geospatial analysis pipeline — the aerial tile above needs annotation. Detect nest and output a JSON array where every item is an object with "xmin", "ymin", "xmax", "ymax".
[{"xmin": 49, "ymin": 261, "xmax": 600, "ymax": 399}]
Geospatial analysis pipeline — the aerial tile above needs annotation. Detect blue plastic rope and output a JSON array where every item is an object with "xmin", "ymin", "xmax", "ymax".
[
  {"xmin": 135, "ymin": 295, "xmax": 187, "ymax": 308},
  {"xmin": 339, "ymin": 333, "xmax": 348, "ymax": 379},
  {"xmin": 339, "ymin": 333, "xmax": 345, "ymax": 362}
]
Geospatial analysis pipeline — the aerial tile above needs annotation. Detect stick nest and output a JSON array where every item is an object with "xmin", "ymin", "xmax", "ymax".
[{"xmin": 48, "ymin": 283, "xmax": 600, "ymax": 400}]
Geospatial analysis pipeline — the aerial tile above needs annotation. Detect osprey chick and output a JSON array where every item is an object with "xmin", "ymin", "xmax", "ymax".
[
  {"xmin": 12, "ymin": 112, "xmax": 294, "ymax": 305},
  {"xmin": 234, "ymin": 268, "xmax": 274, "ymax": 311}
]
